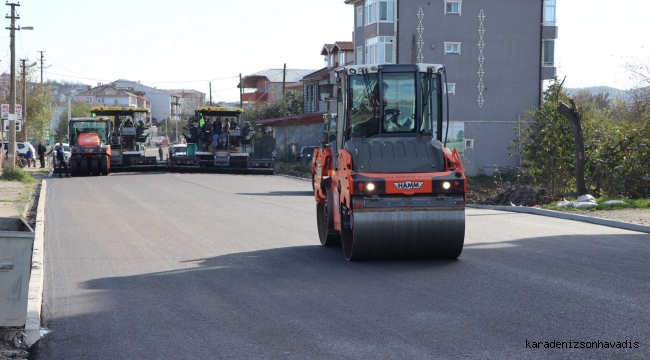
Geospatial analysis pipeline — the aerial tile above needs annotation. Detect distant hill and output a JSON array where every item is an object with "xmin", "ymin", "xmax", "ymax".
[{"xmin": 564, "ymin": 86, "xmax": 629, "ymax": 100}]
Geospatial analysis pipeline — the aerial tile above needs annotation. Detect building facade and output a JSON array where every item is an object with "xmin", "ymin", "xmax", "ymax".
[
  {"xmin": 303, "ymin": 41, "xmax": 356, "ymax": 114},
  {"xmin": 238, "ymin": 69, "xmax": 315, "ymax": 107},
  {"xmin": 345, "ymin": 0, "xmax": 558, "ymax": 175},
  {"xmin": 113, "ymin": 80, "xmax": 182, "ymax": 127},
  {"xmin": 75, "ymin": 84, "xmax": 152, "ymax": 122}
]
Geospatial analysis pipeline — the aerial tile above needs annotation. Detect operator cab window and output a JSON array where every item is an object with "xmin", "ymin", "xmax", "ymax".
[
  {"xmin": 347, "ymin": 72, "xmax": 416, "ymax": 138},
  {"xmin": 348, "ymin": 74, "xmax": 379, "ymax": 138},
  {"xmin": 382, "ymin": 72, "xmax": 416, "ymax": 134}
]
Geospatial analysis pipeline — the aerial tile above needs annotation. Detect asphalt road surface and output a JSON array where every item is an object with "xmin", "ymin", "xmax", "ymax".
[{"xmin": 32, "ymin": 173, "xmax": 650, "ymax": 359}]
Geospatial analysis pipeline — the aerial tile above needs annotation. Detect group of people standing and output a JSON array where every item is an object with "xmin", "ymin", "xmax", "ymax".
[{"xmin": 20, "ymin": 141, "xmax": 49, "ymax": 168}]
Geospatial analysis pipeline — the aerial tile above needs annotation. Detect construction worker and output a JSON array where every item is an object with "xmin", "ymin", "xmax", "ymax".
[
  {"xmin": 158, "ymin": 146, "xmax": 163, "ymax": 161},
  {"xmin": 213, "ymin": 119, "xmax": 222, "ymax": 135},
  {"xmin": 48, "ymin": 143, "xmax": 70, "ymax": 178},
  {"xmin": 199, "ymin": 114, "xmax": 205, "ymax": 129},
  {"xmin": 37, "ymin": 141, "xmax": 47, "ymax": 168},
  {"xmin": 136, "ymin": 120, "xmax": 145, "ymax": 137}
]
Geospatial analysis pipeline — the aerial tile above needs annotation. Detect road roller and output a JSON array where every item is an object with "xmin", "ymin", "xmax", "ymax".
[{"xmin": 313, "ymin": 63, "xmax": 466, "ymax": 261}]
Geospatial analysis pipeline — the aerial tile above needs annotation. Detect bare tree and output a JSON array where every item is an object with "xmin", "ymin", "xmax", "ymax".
[{"xmin": 557, "ymin": 99, "xmax": 587, "ymax": 196}]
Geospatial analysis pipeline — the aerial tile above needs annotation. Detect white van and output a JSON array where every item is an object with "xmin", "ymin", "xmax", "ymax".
[{"xmin": 1, "ymin": 141, "xmax": 36, "ymax": 157}]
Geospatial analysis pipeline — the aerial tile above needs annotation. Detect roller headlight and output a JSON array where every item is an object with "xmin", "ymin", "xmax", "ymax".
[
  {"xmin": 442, "ymin": 181, "xmax": 451, "ymax": 190},
  {"xmin": 366, "ymin": 183, "xmax": 375, "ymax": 191}
]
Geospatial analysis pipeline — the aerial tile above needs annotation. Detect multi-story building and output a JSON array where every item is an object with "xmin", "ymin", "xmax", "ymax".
[
  {"xmin": 345, "ymin": 0, "xmax": 558, "ymax": 175},
  {"xmin": 113, "ymin": 80, "xmax": 182, "ymax": 127},
  {"xmin": 303, "ymin": 41, "xmax": 355, "ymax": 114},
  {"xmin": 160, "ymin": 89, "xmax": 206, "ymax": 123},
  {"xmin": 75, "ymin": 84, "xmax": 152, "ymax": 123}
]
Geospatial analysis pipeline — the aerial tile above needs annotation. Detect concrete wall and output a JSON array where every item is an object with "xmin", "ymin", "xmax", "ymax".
[{"xmin": 273, "ymin": 123, "xmax": 322, "ymax": 159}]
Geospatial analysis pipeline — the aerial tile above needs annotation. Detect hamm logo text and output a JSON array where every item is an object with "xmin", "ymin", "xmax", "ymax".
[{"xmin": 394, "ymin": 181, "xmax": 424, "ymax": 190}]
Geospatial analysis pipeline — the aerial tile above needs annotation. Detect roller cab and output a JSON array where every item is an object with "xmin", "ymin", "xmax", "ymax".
[
  {"xmin": 68, "ymin": 117, "xmax": 112, "ymax": 176},
  {"xmin": 315, "ymin": 63, "xmax": 466, "ymax": 260}
]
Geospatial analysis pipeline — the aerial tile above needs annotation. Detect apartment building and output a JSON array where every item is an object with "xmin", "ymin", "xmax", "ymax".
[{"xmin": 345, "ymin": 0, "xmax": 558, "ymax": 175}]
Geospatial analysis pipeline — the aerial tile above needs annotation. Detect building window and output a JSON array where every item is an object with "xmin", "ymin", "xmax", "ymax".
[
  {"xmin": 356, "ymin": 46, "xmax": 363, "ymax": 64},
  {"xmin": 339, "ymin": 52, "xmax": 346, "ymax": 66},
  {"xmin": 444, "ymin": 1, "xmax": 462, "ymax": 15},
  {"xmin": 465, "ymin": 139, "xmax": 474, "ymax": 150},
  {"xmin": 444, "ymin": 42, "xmax": 461, "ymax": 55},
  {"xmin": 365, "ymin": 0, "xmax": 393, "ymax": 24},
  {"xmin": 365, "ymin": 36, "xmax": 394, "ymax": 64},
  {"xmin": 365, "ymin": 0, "xmax": 376, "ymax": 24},
  {"xmin": 378, "ymin": 1, "xmax": 394, "ymax": 21},
  {"xmin": 544, "ymin": 0, "xmax": 556, "ymax": 25},
  {"xmin": 85, "ymin": 98, "xmax": 92, "ymax": 104},
  {"xmin": 357, "ymin": 6, "xmax": 363, "ymax": 27},
  {"xmin": 263, "ymin": 81, "xmax": 268, "ymax": 93},
  {"xmin": 543, "ymin": 40, "xmax": 555, "ymax": 66},
  {"xmin": 445, "ymin": 83, "xmax": 456, "ymax": 95},
  {"xmin": 307, "ymin": 86, "xmax": 315, "ymax": 102}
]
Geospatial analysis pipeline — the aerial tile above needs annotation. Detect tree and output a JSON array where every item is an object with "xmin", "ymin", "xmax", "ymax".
[
  {"xmin": 557, "ymin": 99, "xmax": 587, "ymax": 195},
  {"xmin": 23, "ymin": 84, "xmax": 56, "ymax": 143},
  {"xmin": 243, "ymin": 91, "xmax": 304, "ymax": 124},
  {"xmin": 513, "ymin": 79, "xmax": 577, "ymax": 195}
]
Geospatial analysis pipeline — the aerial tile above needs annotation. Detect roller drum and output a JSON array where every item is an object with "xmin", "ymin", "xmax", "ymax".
[{"xmin": 341, "ymin": 209, "xmax": 465, "ymax": 261}]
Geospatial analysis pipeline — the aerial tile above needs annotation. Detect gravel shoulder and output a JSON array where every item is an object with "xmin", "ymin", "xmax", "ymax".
[{"xmin": 572, "ymin": 208, "xmax": 650, "ymax": 226}]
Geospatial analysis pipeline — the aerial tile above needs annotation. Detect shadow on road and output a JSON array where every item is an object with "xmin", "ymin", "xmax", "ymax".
[{"xmin": 31, "ymin": 234, "xmax": 650, "ymax": 359}]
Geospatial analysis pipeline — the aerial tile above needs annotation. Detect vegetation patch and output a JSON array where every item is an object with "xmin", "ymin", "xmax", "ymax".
[{"xmin": 0, "ymin": 164, "xmax": 37, "ymax": 185}]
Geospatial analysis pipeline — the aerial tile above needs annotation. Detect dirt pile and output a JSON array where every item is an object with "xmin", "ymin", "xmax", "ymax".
[
  {"xmin": 274, "ymin": 163, "xmax": 311, "ymax": 179},
  {"xmin": 481, "ymin": 185, "xmax": 555, "ymax": 207}
]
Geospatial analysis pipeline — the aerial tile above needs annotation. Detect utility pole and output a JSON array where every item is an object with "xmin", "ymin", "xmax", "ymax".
[
  {"xmin": 5, "ymin": 2, "xmax": 20, "ymax": 168},
  {"xmin": 20, "ymin": 59, "xmax": 26, "ymax": 141},
  {"xmin": 282, "ymin": 64, "xmax": 287, "ymax": 162},
  {"xmin": 239, "ymin": 73, "xmax": 243, "ymax": 109},
  {"xmin": 209, "ymin": 82, "xmax": 212, "ymax": 106},
  {"xmin": 38, "ymin": 50, "xmax": 45, "ymax": 84}
]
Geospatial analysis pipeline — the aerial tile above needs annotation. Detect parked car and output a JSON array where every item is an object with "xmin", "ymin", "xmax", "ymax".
[
  {"xmin": 1, "ymin": 141, "xmax": 36, "ymax": 158},
  {"xmin": 296, "ymin": 145, "xmax": 319, "ymax": 164},
  {"xmin": 171, "ymin": 144, "xmax": 187, "ymax": 156}
]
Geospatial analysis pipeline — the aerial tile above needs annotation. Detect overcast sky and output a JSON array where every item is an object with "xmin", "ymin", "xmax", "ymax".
[{"xmin": 4, "ymin": 0, "xmax": 649, "ymax": 101}]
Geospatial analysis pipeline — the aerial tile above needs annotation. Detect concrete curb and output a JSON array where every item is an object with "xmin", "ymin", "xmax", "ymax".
[
  {"xmin": 24, "ymin": 180, "xmax": 46, "ymax": 346},
  {"xmin": 468, "ymin": 204, "xmax": 650, "ymax": 234}
]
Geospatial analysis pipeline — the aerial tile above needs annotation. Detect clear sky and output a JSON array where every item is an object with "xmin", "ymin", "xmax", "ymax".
[{"xmin": 4, "ymin": 0, "xmax": 650, "ymax": 101}]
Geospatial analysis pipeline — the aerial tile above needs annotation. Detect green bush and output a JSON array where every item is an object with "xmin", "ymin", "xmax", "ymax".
[
  {"xmin": 514, "ymin": 79, "xmax": 650, "ymax": 198},
  {"xmin": 0, "ymin": 164, "xmax": 36, "ymax": 184}
]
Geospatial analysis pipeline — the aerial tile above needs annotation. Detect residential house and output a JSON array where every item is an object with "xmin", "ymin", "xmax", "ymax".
[
  {"xmin": 304, "ymin": 41, "xmax": 355, "ymax": 114},
  {"xmin": 345, "ymin": 0, "xmax": 559, "ymax": 175},
  {"xmin": 238, "ymin": 69, "xmax": 315, "ymax": 107},
  {"xmin": 75, "ymin": 84, "xmax": 152, "ymax": 123}
]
